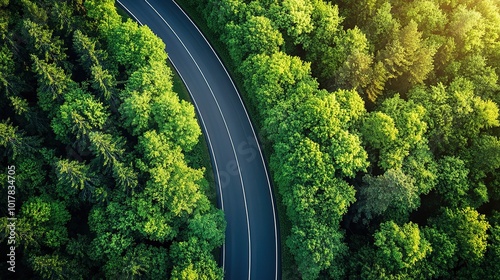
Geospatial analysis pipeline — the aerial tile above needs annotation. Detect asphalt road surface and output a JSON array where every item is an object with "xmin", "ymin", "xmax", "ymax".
[{"xmin": 116, "ymin": 1, "xmax": 280, "ymax": 279}]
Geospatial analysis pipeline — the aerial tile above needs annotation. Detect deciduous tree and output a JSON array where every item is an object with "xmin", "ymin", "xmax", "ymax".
[
  {"xmin": 355, "ymin": 169, "xmax": 419, "ymax": 224},
  {"xmin": 369, "ymin": 221, "xmax": 431, "ymax": 278},
  {"xmin": 225, "ymin": 15, "xmax": 284, "ymax": 63},
  {"xmin": 430, "ymin": 207, "xmax": 490, "ymax": 264}
]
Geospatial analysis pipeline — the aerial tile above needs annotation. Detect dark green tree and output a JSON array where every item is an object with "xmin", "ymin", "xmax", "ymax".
[{"xmin": 355, "ymin": 169, "xmax": 419, "ymax": 224}]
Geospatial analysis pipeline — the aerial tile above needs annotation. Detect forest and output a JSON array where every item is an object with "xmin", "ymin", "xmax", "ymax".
[
  {"xmin": 1, "ymin": 0, "xmax": 500, "ymax": 279},
  {"xmin": 0, "ymin": 0, "xmax": 225, "ymax": 279},
  {"xmin": 179, "ymin": 0, "xmax": 500, "ymax": 279}
]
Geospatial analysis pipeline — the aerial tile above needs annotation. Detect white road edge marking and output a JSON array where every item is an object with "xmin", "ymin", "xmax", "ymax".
[
  {"xmin": 170, "ymin": 1, "xmax": 279, "ymax": 280},
  {"xmin": 142, "ymin": 1, "xmax": 252, "ymax": 279},
  {"xmin": 116, "ymin": 1, "xmax": 142, "ymax": 25},
  {"xmin": 168, "ymin": 59, "xmax": 228, "ymax": 273}
]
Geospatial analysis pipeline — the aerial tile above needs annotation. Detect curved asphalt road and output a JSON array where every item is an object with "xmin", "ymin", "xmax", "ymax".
[{"xmin": 116, "ymin": 1, "xmax": 280, "ymax": 279}]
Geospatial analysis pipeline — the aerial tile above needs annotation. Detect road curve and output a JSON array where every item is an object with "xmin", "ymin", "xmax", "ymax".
[{"xmin": 116, "ymin": 1, "xmax": 280, "ymax": 279}]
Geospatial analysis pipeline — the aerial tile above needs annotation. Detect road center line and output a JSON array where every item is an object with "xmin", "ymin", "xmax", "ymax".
[
  {"xmin": 143, "ymin": 1, "xmax": 252, "ymax": 279},
  {"xmin": 170, "ymin": 1, "xmax": 279, "ymax": 279}
]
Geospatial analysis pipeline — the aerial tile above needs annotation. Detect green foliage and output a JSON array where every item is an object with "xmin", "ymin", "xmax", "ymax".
[
  {"xmin": 132, "ymin": 194, "xmax": 179, "ymax": 242},
  {"xmin": 334, "ymin": 28, "xmax": 374, "ymax": 91},
  {"xmin": 465, "ymin": 135, "xmax": 500, "ymax": 182},
  {"xmin": 0, "ymin": 120, "xmax": 17, "ymax": 148},
  {"xmin": 55, "ymin": 159, "xmax": 93, "ymax": 191},
  {"xmin": 436, "ymin": 156, "xmax": 471, "ymax": 207},
  {"xmin": 73, "ymin": 29, "xmax": 117, "ymax": 102},
  {"xmin": 402, "ymin": 0, "xmax": 447, "ymax": 36},
  {"xmin": 298, "ymin": 1, "xmax": 377, "ymax": 92},
  {"xmin": 12, "ymin": 156, "xmax": 45, "ymax": 199},
  {"xmin": 226, "ymin": 15, "xmax": 284, "ymax": 63},
  {"xmin": 287, "ymin": 223, "xmax": 347, "ymax": 280},
  {"xmin": 372, "ymin": 221, "xmax": 431, "ymax": 276},
  {"xmin": 418, "ymin": 227, "xmax": 457, "ymax": 279},
  {"xmin": 9, "ymin": 96, "xmax": 29, "ymax": 116},
  {"xmin": 138, "ymin": 130, "xmax": 180, "ymax": 168},
  {"xmin": 272, "ymin": 136, "xmax": 356, "ymax": 225},
  {"xmin": 356, "ymin": 169, "xmax": 419, "ymax": 224},
  {"xmin": 48, "ymin": 2, "xmax": 75, "ymax": 34},
  {"xmin": 431, "ymin": 207, "xmax": 490, "ymax": 264},
  {"xmin": 103, "ymin": 244, "xmax": 169, "ymax": 280},
  {"xmin": 241, "ymin": 51, "xmax": 316, "ymax": 114},
  {"xmin": 29, "ymin": 254, "xmax": 67, "ymax": 280},
  {"xmin": 401, "ymin": 143, "xmax": 437, "ymax": 195},
  {"xmin": 0, "ymin": 45, "xmax": 15, "ymax": 94},
  {"xmin": 203, "ymin": 0, "xmax": 246, "ymax": 35},
  {"xmin": 449, "ymin": 5, "xmax": 486, "ymax": 54},
  {"xmin": 51, "ymin": 87, "xmax": 109, "ymax": 143},
  {"xmin": 16, "ymin": 195, "xmax": 71, "ymax": 249},
  {"xmin": 361, "ymin": 111, "xmax": 398, "ymax": 149},
  {"xmin": 265, "ymin": 91, "xmax": 367, "ymax": 177},
  {"xmin": 31, "ymin": 55, "xmax": 71, "ymax": 112},
  {"xmin": 90, "ymin": 64, "xmax": 116, "ymax": 101},
  {"xmin": 478, "ymin": 225, "xmax": 500, "ymax": 280},
  {"xmin": 362, "ymin": 95, "xmax": 427, "ymax": 170},
  {"xmin": 151, "ymin": 90, "xmax": 201, "ymax": 152},
  {"xmin": 20, "ymin": 0, "xmax": 48, "ymax": 24},
  {"xmin": 188, "ymin": 211, "xmax": 226, "ymax": 250},
  {"xmin": 8, "ymin": 0, "xmax": 500, "ymax": 277},
  {"xmin": 88, "ymin": 131, "xmax": 124, "ymax": 169},
  {"xmin": 73, "ymin": 29, "xmax": 101, "ymax": 70},
  {"xmin": 269, "ymin": 0, "xmax": 314, "ymax": 45},
  {"xmin": 0, "ymin": 120, "xmax": 41, "ymax": 160},
  {"xmin": 119, "ymin": 60, "xmax": 197, "ymax": 143},
  {"xmin": 271, "ymin": 135, "xmax": 354, "ymax": 278},
  {"xmin": 84, "ymin": 0, "xmax": 121, "ymax": 33},
  {"xmin": 145, "ymin": 162, "xmax": 203, "ymax": 216},
  {"xmin": 119, "ymin": 89, "xmax": 153, "ymax": 136},
  {"xmin": 22, "ymin": 19, "xmax": 66, "ymax": 62},
  {"xmin": 381, "ymin": 96, "xmax": 426, "ymax": 161},
  {"xmin": 112, "ymin": 161, "xmax": 138, "ymax": 192},
  {"xmin": 304, "ymin": 2, "xmax": 375, "ymax": 91},
  {"xmin": 409, "ymin": 78, "xmax": 499, "ymax": 155},
  {"xmin": 304, "ymin": 0, "xmax": 342, "ymax": 50},
  {"xmin": 170, "ymin": 238, "xmax": 224, "ymax": 280},
  {"xmin": 373, "ymin": 20, "xmax": 436, "ymax": 94},
  {"xmin": 105, "ymin": 20, "xmax": 167, "ymax": 73}
]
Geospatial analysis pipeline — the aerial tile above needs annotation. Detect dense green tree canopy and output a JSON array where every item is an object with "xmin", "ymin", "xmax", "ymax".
[
  {"xmin": 372, "ymin": 221, "xmax": 431, "ymax": 277},
  {"xmin": 225, "ymin": 15, "xmax": 284, "ymax": 63},
  {"xmin": 179, "ymin": 0, "xmax": 500, "ymax": 278}
]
